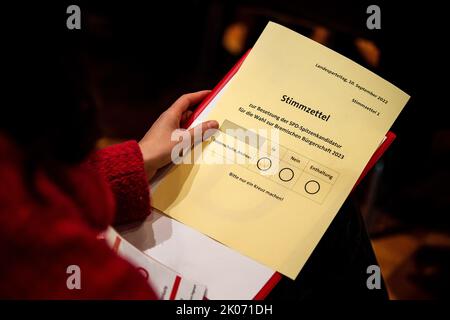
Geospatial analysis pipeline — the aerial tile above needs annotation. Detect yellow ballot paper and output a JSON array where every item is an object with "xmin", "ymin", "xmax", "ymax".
[{"xmin": 152, "ymin": 22, "xmax": 410, "ymax": 279}]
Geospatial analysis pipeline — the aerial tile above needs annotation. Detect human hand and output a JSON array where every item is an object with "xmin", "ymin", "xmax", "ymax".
[{"xmin": 138, "ymin": 90, "xmax": 219, "ymax": 180}]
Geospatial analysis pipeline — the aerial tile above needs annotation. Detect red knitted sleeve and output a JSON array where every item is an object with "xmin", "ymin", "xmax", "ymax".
[
  {"xmin": 89, "ymin": 141, "xmax": 151, "ymax": 225},
  {"xmin": 0, "ymin": 137, "xmax": 158, "ymax": 299}
]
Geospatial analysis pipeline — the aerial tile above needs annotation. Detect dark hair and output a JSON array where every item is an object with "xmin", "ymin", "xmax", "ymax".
[{"xmin": 2, "ymin": 3, "xmax": 99, "ymax": 195}]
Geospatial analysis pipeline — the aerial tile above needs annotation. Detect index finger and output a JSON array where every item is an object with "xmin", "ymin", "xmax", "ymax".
[{"xmin": 169, "ymin": 90, "xmax": 211, "ymax": 114}]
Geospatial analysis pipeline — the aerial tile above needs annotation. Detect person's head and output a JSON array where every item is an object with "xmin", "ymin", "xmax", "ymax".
[{"xmin": 2, "ymin": 4, "xmax": 98, "ymax": 190}]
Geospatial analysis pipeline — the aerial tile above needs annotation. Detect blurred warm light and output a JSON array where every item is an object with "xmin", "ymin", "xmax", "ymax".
[
  {"xmin": 311, "ymin": 26, "xmax": 330, "ymax": 45},
  {"xmin": 355, "ymin": 38, "xmax": 380, "ymax": 68},
  {"xmin": 222, "ymin": 22, "xmax": 249, "ymax": 55}
]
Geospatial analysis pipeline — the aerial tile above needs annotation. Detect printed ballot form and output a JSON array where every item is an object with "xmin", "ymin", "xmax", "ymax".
[{"xmin": 152, "ymin": 22, "xmax": 410, "ymax": 279}]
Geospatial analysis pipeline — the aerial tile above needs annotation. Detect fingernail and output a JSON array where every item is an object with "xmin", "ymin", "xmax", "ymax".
[{"xmin": 207, "ymin": 120, "xmax": 219, "ymax": 129}]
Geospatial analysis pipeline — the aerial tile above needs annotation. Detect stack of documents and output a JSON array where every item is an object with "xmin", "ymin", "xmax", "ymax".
[
  {"xmin": 108, "ymin": 22, "xmax": 409, "ymax": 299},
  {"xmin": 151, "ymin": 22, "xmax": 409, "ymax": 280}
]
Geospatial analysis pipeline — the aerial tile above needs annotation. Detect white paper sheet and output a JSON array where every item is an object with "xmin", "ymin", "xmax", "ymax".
[
  {"xmin": 105, "ymin": 227, "xmax": 207, "ymax": 300},
  {"xmin": 117, "ymin": 210, "xmax": 275, "ymax": 300}
]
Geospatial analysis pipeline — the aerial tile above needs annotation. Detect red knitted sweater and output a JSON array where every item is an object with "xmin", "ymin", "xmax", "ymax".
[{"xmin": 0, "ymin": 135, "xmax": 157, "ymax": 299}]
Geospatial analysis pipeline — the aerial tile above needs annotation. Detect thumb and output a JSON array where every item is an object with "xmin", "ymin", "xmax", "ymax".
[{"xmin": 188, "ymin": 120, "xmax": 219, "ymax": 144}]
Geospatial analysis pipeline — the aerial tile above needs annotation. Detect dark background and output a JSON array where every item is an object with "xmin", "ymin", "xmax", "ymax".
[{"xmin": 11, "ymin": 1, "xmax": 450, "ymax": 299}]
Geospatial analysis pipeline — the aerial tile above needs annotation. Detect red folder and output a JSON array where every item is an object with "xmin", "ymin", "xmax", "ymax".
[{"xmin": 184, "ymin": 50, "xmax": 396, "ymax": 300}]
